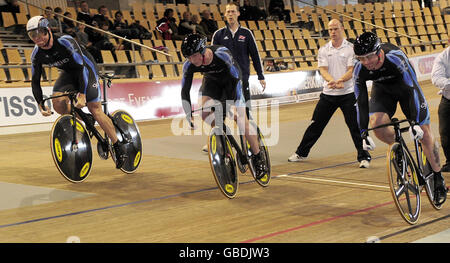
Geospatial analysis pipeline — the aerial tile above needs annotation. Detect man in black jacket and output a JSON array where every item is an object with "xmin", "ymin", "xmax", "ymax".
[{"xmin": 212, "ymin": 2, "xmax": 266, "ymax": 119}]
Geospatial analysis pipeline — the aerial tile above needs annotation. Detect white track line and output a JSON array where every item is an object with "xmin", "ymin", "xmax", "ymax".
[{"xmin": 277, "ymin": 174, "xmax": 390, "ymax": 189}]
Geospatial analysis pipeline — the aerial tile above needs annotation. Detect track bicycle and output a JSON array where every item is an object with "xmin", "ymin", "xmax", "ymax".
[
  {"xmin": 193, "ymin": 103, "xmax": 271, "ymax": 198},
  {"xmin": 44, "ymin": 73, "xmax": 143, "ymax": 183},
  {"xmin": 365, "ymin": 118, "xmax": 444, "ymax": 224}
]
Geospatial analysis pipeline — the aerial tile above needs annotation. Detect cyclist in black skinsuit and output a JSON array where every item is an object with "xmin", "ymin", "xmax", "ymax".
[
  {"xmin": 27, "ymin": 16, "xmax": 127, "ymax": 169},
  {"xmin": 180, "ymin": 33, "xmax": 267, "ymax": 179},
  {"xmin": 353, "ymin": 32, "xmax": 447, "ymax": 205}
]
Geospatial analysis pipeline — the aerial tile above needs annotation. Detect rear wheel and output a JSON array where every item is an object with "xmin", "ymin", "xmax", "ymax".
[{"xmin": 110, "ymin": 110, "xmax": 143, "ymax": 173}]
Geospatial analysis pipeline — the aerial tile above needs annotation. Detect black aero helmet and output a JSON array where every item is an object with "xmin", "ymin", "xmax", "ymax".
[
  {"xmin": 353, "ymin": 32, "xmax": 381, "ymax": 56},
  {"xmin": 181, "ymin": 33, "xmax": 207, "ymax": 58}
]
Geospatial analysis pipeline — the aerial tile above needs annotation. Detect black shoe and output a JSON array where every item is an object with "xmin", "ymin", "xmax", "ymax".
[
  {"xmin": 251, "ymin": 151, "xmax": 267, "ymax": 180},
  {"xmin": 113, "ymin": 141, "xmax": 128, "ymax": 169},
  {"xmin": 433, "ymin": 172, "xmax": 448, "ymax": 206}
]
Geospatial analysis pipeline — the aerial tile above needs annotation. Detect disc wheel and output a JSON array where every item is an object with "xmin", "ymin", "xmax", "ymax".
[
  {"xmin": 208, "ymin": 126, "xmax": 238, "ymax": 199},
  {"xmin": 50, "ymin": 115, "xmax": 93, "ymax": 183},
  {"xmin": 110, "ymin": 110, "xmax": 143, "ymax": 173}
]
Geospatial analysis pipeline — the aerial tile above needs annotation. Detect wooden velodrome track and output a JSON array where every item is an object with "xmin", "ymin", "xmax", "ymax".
[{"xmin": 0, "ymin": 79, "xmax": 448, "ymax": 243}]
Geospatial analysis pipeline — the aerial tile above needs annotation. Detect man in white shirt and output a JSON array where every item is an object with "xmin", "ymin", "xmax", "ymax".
[
  {"xmin": 431, "ymin": 42, "xmax": 450, "ymax": 172},
  {"xmin": 288, "ymin": 19, "xmax": 371, "ymax": 168}
]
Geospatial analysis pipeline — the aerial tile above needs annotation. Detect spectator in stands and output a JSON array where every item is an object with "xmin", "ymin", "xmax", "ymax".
[
  {"xmin": 0, "ymin": 0, "xmax": 19, "ymax": 28},
  {"xmin": 94, "ymin": 5, "xmax": 113, "ymax": 30},
  {"xmin": 44, "ymin": 7, "xmax": 60, "ymax": 34},
  {"xmin": 276, "ymin": 61, "xmax": 287, "ymax": 70},
  {"xmin": 0, "ymin": 0, "xmax": 19, "ymax": 14},
  {"xmin": 75, "ymin": 20, "xmax": 102, "ymax": 63},
  {"xmin": 62, "ymin": 11, "xmax": 76, "ymax": 33},
  {"xmin": 113, "ymin": 11, "xmax": 128, "ymax": 30},
  {"xmin": 269, "ymin": 0, "xmax": 290, "ymax": 23},
  {"xmin": 265, "ymin": 56, "xmax": 279, "ymax": 72},
  {"xmin": 288, "ymin": 19, "xmax": 371, "ymax": 168},
  {"xmin": 431, "ymin": 39, "xmax": 450, "ymax": 172},
  {"xmin": 200, "ymin": 10, "xmax": 218, "ymax": 40},
  {"xmin": 77, "ymin": 0, "xmax": 94, "ymax": 25},
  {"xmin": 178, "ymin": 11, "xmax": 196, "ymax": 36},
  {"xmin": 239, "ymin": 0, "xmax": 267, "ymax": 21},
  {"xmin": 111, "ymin": 10, "xmax": 140, "ymax": 40},
  {"xmin": 156, "ymin": 8, "xmax": 183, "ymax": 40},
  {"xmin": 94, "ymin": 20, "xmax": 124, "ymax": 51},
  {"xmin": 417, "ymin": 0, "xmax": 432, "ymax": 9},
  {"xmin": 191, "ymin": 14, "xmax": 207, "ymax": 37}
]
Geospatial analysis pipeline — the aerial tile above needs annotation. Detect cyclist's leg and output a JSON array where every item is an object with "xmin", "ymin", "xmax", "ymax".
[
  {"xmin": 51, "ymin": 71, "xmax": 76, "ymax": 115},
  {"xmin": 370, "ymin": 112, "xmax": 395, "ymax": 144},
  {"xmin": 419, "ymin": 124, "xmax": 441, "ymax": 171},
  {"xmin": 86, "ymin": 101, "xmax": 119, "ymax": 144},
  {"xmin": 199, "ymin": 95, "xmax": 218, "ymax": 127},
  {"xmin": 399, "ymin": 85, "xmax": 441, "ymax": 172},
  {"xmin": 235, "ymin": 104, "xmax": 260, "ymax": 155},
  {"xmin": 368, "ymin": 84, "xmax": 397, "ymax": 145}
]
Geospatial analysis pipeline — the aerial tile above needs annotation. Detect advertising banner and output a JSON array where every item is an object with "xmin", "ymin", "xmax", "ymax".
[{"xmin": 0, "ymin": 70, "xmax": 324, "ymax": 128}]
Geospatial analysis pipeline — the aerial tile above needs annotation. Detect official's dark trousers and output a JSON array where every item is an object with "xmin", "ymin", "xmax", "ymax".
[
  {"xmin": 438, "ymin": 96, "xmax": 450, "ymax": 167},
  {"xmin": 295, "ymin": 92, "xmax": 371, "ymax": 162}
]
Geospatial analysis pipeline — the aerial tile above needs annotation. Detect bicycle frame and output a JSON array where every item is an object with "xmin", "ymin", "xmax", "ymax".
[
  {"xmin": 388, "ymin": 119, "xmax": 427, "ymax": 181},
  {"xmin": 43, "ymin": 74, "xmax": 130, "ymax": 151}
]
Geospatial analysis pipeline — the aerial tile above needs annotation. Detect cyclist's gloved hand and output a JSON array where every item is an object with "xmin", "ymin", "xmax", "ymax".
[
  {"xmin": 38, "ymin": 101, "xmax": 52, "ymax": 117},
  {"xmin": 186, "ymin": 114, "xmax": 195, "ymax": 129},
  {"xmin": 409, "ymin": 125, "xmax": 424, "ymax": 140},
  {"xmin": 362, "ymin": 136, "xmax": 376, "ymax": 151}
]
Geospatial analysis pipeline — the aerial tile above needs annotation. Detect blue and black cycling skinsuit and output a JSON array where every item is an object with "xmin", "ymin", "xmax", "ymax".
[
  {"xmin": 353, "ymin": 42, "xmax": 430, "ymax": 135},
  {"xmin": 180, "ymin": 45, "xmax": 245, "ymax": 118},
  {"xmin": 30, "ymin": 34, "xmax": 101, "ymax": 107}
]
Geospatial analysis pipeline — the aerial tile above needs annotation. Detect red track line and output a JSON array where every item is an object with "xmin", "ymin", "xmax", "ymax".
[{"xmin": 241, "ymin": 199, "xmax": 395, "ymax": 243}]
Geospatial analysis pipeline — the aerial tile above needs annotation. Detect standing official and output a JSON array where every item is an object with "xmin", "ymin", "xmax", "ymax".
[
  {"xmin": 431, "ymin": 41, "xmax": 450, "ymax": 172},
  {"xmin": 288, "ymin": 19, "xmax": 371, "ymax": 168},
  {"xmin": 211, "ymin": 2, "xmax": 266, "ymax": 118}
]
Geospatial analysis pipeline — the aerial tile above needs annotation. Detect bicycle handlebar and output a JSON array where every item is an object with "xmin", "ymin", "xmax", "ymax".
[
  {"xmin": 42, "ymin": 91, "xmax": 78, "ymax": 104},
  {"xmin": 363, "ymin": 118, "xmax": 412, "ymax": 137}
]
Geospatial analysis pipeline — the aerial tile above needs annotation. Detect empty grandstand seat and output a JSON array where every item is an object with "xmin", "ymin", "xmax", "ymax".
[
  {"xmin": 136, "ymin": 65, "xmax": 150, "ymax": 79},
  {"xmin": 150, "ymin": 64, "xmax": 164, "ymax": 79},
  {"xmin": 5, "ymin": 49, "xmax": 22, "ymax": 64},
  {"xmin": 101, "ymin": 50, "xmax": 115, "ymax": 64},
  {"xmin": 8, "ymin": 68, "xmax": 26, "ymax": 82}
]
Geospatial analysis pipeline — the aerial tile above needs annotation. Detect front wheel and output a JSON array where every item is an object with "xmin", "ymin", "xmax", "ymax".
[
  {"xmin": 208, "ymin": 126, "xmax": 238, "ymax": 199},
  {"xmin": 50, "ymin": 115, "xmax": 93, "ymax": 183},
  {"xmin": 387, "ymin": 143, "xmax": 421, "ymax": 225}
]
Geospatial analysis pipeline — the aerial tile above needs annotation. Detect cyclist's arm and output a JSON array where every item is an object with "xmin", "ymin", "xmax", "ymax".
[
  {"xmin": 181, "ymin": 61, "xmax": 194, "ymax": 117},
  {"xmin": 353, "ymin": 62, "xmax": 369, "ymax": 135},
  {"xmin": 31, "ymin": 59, "xmax": 44, "ymax": 107},
  {"xmin": 386, "ymin": 51, "xmax": 422, "ymax": 123}
]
